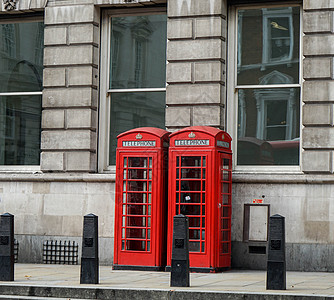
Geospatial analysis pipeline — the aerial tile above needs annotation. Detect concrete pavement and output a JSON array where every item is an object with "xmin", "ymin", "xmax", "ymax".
[{"xmin": 0, "ymin": 264, "xmax": 334, "ymax": 299}]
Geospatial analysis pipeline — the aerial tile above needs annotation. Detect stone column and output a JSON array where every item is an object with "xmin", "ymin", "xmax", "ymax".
[
  {"xmin": 41, "ymin": 1, "xmax": 100, "ymax": 172},
  {"xmin": 302, "ymin": 1, "xmax": 334, "ymax": 173},
  {"xmin": 166, "ymin": 0, "xmax": 227, "ymax": 131}
]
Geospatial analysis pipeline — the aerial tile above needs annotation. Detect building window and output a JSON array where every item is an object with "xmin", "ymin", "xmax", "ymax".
[
  {"xmin": 99, "ymin": 8, "xmax": 167, "ymax": 170},
  {"xmin": 229, "ymin": 5, "xmax": 300, "ymax": 168},
  {"xmin": 0, "ymin": 19, "xmax": 44, "ymax": 166}
]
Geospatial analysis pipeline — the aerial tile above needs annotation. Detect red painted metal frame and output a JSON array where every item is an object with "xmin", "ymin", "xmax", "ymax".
[
  {"xmin": 167, "ymin": 126, "xmax": 232, "ymax": 272},
  {"xmin": 114, "ymin": 127, "xmax": 169, "ymax": 270}
]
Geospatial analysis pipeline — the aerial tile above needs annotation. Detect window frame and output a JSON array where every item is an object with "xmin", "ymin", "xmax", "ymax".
[
  {"xmin": 227, "ymin": 3, "xmax": 303, "ymax": 173},
  {"xmin": 98, "ymin": 7, "xmax": 167, "ymax": 173},
  {"xmin": 0, "ymin": 15, "xmax": 44, "ymax": 172}
]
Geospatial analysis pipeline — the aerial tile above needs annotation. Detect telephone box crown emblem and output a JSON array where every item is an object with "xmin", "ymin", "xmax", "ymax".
[
  {"xmin": 136, "ymin": 133, "xmax": 143, "ymax": 139},
  {"xmin": 222, "ymin": 134, "xmax": 225, "ymax": 140},
  {"xmin": 188, "ymin": 132, "xmax": 196, "ymax": 138}
]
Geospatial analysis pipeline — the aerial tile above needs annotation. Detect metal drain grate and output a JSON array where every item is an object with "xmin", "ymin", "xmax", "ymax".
[{"xmin": 43, "ymin": 240, "xmax": 78, "ymax": 265}]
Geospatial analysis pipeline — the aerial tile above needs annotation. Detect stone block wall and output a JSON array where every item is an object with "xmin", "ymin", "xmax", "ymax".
[
  {"xmin": 165, "ymin": 0, "xmax": 227, "ymax": 131},
  {"xmin": 41, "ymin": 1, "xmax": 99, "ymax": 172},
  {"xmin": 302, "ymin": 1, "xmax": 334, "ymax": 173}
]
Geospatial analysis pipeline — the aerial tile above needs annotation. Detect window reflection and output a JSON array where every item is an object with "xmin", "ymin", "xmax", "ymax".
[
  {"xmin": 110, "ymin": 15, "xmax": 167, "ymax": 89},
  {"xmin": 237, "ymin": 7, "xmax": 299, "ymax": 85},
  {"xmin": 237, "ymin": 6, "xmax": 300, "ymax": 166},
  {"xmin": 0, "ymin": 95, "xmax": 41, "ymax": 165}
]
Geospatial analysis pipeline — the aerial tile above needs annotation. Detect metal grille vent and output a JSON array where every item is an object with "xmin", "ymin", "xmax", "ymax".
[{"xmin": 43, "ymin": 240, "xmax": 78, "ymax": 265}]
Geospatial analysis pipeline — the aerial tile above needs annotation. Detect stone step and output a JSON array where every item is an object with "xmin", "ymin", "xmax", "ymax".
[{"xmin": 0, "ymin": 296, "xmax": 86, "ymax": 300}]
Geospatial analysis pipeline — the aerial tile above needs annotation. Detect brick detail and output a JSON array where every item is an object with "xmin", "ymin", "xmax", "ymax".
[
  {"xmin": 302, "ymin": 6, "xmax": 334, "ymax": 174},
  {"xmin": 41, "ymin": 4, "xmax": 100, "ymax": 172},
  {"xmin": 166, "ymin": 0, "xmax": 227, "ymax": 131}
]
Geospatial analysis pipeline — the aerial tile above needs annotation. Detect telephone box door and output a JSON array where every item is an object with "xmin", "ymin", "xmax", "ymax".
[
  {"xmin": 167, "ymin": 126, "xmax": 232, "ymax": 272},
  {"xmin": 173, "ymin": 154, "xmax": 210, "ymax": 268}
]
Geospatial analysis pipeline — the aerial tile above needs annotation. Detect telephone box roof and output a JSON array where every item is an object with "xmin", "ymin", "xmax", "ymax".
[
  {"xmin": 170, "ymin": 126, "xmax": 229, "ymax": 138},
  {"xmin": 117, "ymin": 127, "xmax": 169, "ymax": 139}
]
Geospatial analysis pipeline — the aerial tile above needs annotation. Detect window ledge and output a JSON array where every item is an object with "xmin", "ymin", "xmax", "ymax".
[
  {"xmin": 233, "ymin": 172, "xmax": 334, "ymax": 184},
  {"xmin": 0, "ymin": 172, "xmax": 116, "ymax": 183}
]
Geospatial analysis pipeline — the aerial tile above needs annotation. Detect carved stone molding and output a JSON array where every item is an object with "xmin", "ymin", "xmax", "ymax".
[{"xmin": 3, "ymin": 0, "xmax": 17, "ymax": 11}]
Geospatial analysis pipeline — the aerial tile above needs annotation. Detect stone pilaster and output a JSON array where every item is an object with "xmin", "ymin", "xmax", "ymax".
[
  {"xmin": 41, "ymin": 2, "xmax": 99, "ymax": 172},
  {"xmin": 302, "ymin": 2, "xmax": 334, "ymax": 173},
  {"xmin": 166, "ymin": 0, "xmax": 227, "ymax": 131}
]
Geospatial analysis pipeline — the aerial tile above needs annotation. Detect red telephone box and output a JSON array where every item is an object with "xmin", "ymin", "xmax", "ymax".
[
  {"xmin": 167, "ymin": 126, "xmax": 232, "ymax": 272},
  {"xmin": 113, "ymin": 127, "xmax": 169, "ymax": 270}
]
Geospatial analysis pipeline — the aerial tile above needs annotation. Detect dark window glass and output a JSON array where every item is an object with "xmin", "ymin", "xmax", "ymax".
[
  {"xmin": 0, "ymin": 22, "xmax": 44, "ymax": 92},
  {"xmin": 0, "ymin": 95, "xmax": 41, "ymax": 165},
  {"xmin": 237, "ymin": 7, "xmax": 300, "ymax": 85},
  {"xmin": 0, "ymin": 21, "xmax": 43, "ymax": 165},
  {"xmin": 110, "ymin": 14, "xmax": 167, "ymax": 89},
  {"xmin": 236, "ymin": 6, "xmax": 300, "ymax": 166},
  {"xmin": 109, "ymin": 91, "xmax": 165, "ymax": 165}
]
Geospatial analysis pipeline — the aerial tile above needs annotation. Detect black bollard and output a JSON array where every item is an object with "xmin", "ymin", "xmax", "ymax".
[
  {"xmin": 0, "ymin": 213, "xmax": 14, "ymax": 281},
  {"xmin": 170, "ymin": 214, "xmax": 189, "ymax": 287},
  {"xmin": 266, "ymin": 214, "xmax": 286, "ymax": 290},
  {"xmin": 80, "ymin": 214, "xmax": 99, "ymax": 284}
]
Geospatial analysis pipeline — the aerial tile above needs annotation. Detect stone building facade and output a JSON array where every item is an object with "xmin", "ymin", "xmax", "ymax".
[{"xmin": 0, "ymin": 0, "xmax": 333, "ymax": 271}]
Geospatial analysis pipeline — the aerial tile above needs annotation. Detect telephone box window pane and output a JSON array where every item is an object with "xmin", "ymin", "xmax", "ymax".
[
  {"xmin": 223, "ymin": 207, "xmax": 229, "ymax": 218},
  {"xmin": 128, "ymin": 181, "xmax": 147, "ymax": 191},
  {"xmin": 126, "ymin": 228, "xmax": 146, "ymax": 239},
  {"xmin": 127, "ymin": 157, "xmax": 147, "ymax": 168},
  {"xmin": 127, "ymin": 204, "xmax": 146, "ymax": 215},
  {"xmin": 189, "ymin": 242, "xmax": 200, "ymax": 252},
  {"xmin": 223, "ymin": 159, "xmax": 230, "ymax": 169},
  {"xmin": 127, "ymin": 216, "xmax": 145, "ymax": 227},
  {"xmin": 180, "ymin": 181, "xmax": 202, "ymax": 191},
  {"xmin": 127, "ymin": 169, "xmax": 147, "ymax": 179},
  {"xmin": 109, "ymin": 92, "xmax": 165, "ymax": 165},
  {"xmin": 222, "ymin": 194, "xmax": 230, "ymax": 205},
  {"xmin": 126, "ymin": 240, "xmax": 146, "ymax": 251},
  {"xmin": 237, "ymin": 88, "xmax": 300, "ymax": 165},
  {"xmin": 222, "ymin": 231, "xmax": 229, "ymax": 241},
  {"xmin": 237, "ymin": 7, "xmax": 299, "ymax": 85},
  {"xmin": 189, "ymin": 229, "xmax": 200, "ymax": 240},
  {"xmin": 223, "ymin": 183, "xmax": 230, "ymax": 194},
  {"xmin": 0, "ymin": 22, "xmax": 44, "ymax": 93},
  {"xmin": 180, "ymin": 205, "xmax": 200, "ymax": 215},
  {"xmin": 181, "ymin": 193, "xmax": 201, "ymax": 203},
  {"xmin": 188, "ymin": 217, "xmax": 200, "ymax": 228},
  {"xmin": 181, "ymin": 168, "xmax": 202, "ymax": 179},
  {"xmin": 127, "ymin": 193, "xmax": 146, "ymax": 204},
  {"xmin": 222, "ymin": 170, "xmax": 230, "ymax": 181},
  {"xmin": 222, "ymin": 243, "xmax": 229, "ymax": 254},
  {"xmin": 181, "ymin": 156, "xmax": 201, "ymax": 167},
  {"xmin": 110, "ymin": 14, "xmax": 167, "ymax": 89},
  {"xmin": 0, "ymin": 95, "xmax": 41, "ymax": 165}
]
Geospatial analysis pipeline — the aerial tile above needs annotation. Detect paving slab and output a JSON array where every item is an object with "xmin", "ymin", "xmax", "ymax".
[{"xmin": 0, "ymin": 264, "xmax": 333, "ymax": 299}]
